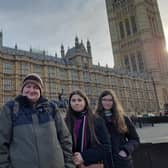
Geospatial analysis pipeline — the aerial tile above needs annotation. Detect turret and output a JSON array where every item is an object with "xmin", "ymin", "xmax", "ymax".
[
  {"xmin": 61, "ymin": 44, "xmax": 65, "ymax": 57},
  {"xmin": 75, "ymin": 36, "xmax": 79, "ymax": 48},
  {"xmin": 29, "ymin": 47, "xmax": 32, "ymax": 53},
  {"xmin": 87, "ymin": 40, "xmax": 92, "ymax": 56},
  {"xmin": 0, "ymin": 31, "xmax": 3, "ymax": 47},
  {"xmin": 43, "ymin": 50, "xmax": 45, "ymax": 56},
  {"xmin": 55, "ymin": 52, "xmax": 57, "ymax": 58},
  {"xmin": 15, "ymin": 43, "xmax": 18, "ymax": 49}
]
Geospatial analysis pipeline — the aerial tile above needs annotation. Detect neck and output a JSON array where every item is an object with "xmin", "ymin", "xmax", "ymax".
[
  {"xmin": 104, "ymin": 110, "xmax": 112, "ymax": 116},
  {"xmin": 73, "ymin": 110, "xmax": 87, "ymax": 118},
  {"xmin": 104, "ymin": 110, "xmax": 112, "ymax": 123}
]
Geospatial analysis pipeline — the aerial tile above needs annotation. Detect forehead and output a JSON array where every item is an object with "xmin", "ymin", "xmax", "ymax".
[
  {"xmin": 71, "ymin": 94, "xmax": 84, "ymax": 99},
  {"xmin": 24, "ymin": 82, "xmax": 39, "ymax": 88},
  {"xmin": 102, "ymin": 94, "xmax": 112, "ymax": 98}
]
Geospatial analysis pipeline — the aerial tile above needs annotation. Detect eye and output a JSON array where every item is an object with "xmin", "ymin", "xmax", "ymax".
[
  {"xmin": 77, "ymin": 99, "xmax": 82, "ymax": 102},
  {"xmin": 71, "ymin": 99, "xmax": 82, "ymax": 102},
  {"xmin": 34, "ymin": 86, "xmax": 39, "ymax": 89},
  {"xmin": 25, "ymin": 84, "xmax": 31, "ymax": 88},
  {"xmin": 102, "ymin": 99, "xmax": 113, "ymax": 102},
  {"xmin": 71, "ymin": 99, "xmax": 77, "ymax": 102}
]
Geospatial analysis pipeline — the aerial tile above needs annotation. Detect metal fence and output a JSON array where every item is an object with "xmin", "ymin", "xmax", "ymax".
[{"xmin": 133, "ymin": 143, "xmax": 168, "ymax": 168}]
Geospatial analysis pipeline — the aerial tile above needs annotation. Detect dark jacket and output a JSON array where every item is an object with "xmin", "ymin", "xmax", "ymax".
[
  {"xmin": 66, "ymin": 115, "xmax": 111, "ymax": 167},
  {"xmin": 0, "ymin": 95, "xmax": 75, "ymax": 168},
  {"xmin": 102, "ymin": 115, "xmax": 140, "ymax": 168}
]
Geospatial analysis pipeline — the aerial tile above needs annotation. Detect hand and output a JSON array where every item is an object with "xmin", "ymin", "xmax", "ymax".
[
  {"xmin": 73, "ymin": 152, "xmax": 84, "ymax": 166},
  {"xmin": 118, "ymin": 150, "xmax": 127, "ymax": 157}
]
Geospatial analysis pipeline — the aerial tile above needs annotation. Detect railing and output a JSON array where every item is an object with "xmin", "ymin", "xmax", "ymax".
[
  {"xmin": 131, "ymin": 116, "xmax": 168, "ymax": 128},
  {"xmin": 133, "ymin": 143, "xmax": 168, "ymax": 168}
]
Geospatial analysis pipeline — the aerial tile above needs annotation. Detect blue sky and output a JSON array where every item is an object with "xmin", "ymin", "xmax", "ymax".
[{"xmin": 0, "ymin": 0, "xmax": 167, "ymax": 67}]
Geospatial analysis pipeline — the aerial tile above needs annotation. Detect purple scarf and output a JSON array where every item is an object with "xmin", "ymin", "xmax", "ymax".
[{"xmin": 73, "ymin": 115, "xmax": 87, "ymax": 152}]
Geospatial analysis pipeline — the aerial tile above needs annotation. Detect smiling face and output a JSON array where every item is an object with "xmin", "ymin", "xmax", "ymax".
[
  {"xmin": 22, "ymin": 83, "xmax": 41, "ymax": 103},
  {"xmin": 101, "ymin": 94, "xmax": 113, "ymax": 110},
  {"xmin": 70, "ymin": 94, "xmax": 86, "ymax": 112}
]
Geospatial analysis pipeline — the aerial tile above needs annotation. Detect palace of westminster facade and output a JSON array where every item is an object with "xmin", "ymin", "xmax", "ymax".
[{"xmin": 0, "ymin": 0, "xmax": 168, "ymax": 115}]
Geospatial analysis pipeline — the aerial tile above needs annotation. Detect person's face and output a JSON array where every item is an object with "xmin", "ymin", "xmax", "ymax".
[
  {"xmin": 22, "ymin": 83, "xmax": 41, "ymax": 103},
  {"xmin": 70, "ymin": 94, "xmax": 86, "ymax": 112},
  {"xmin": 101, "ymin": 94, "xmax": 113, "ymax": 110}
]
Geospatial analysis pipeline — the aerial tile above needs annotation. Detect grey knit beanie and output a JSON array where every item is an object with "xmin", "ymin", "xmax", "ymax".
[{"xmin": 21, "ymin": 73, "xmax": 44, "ymax": 95}]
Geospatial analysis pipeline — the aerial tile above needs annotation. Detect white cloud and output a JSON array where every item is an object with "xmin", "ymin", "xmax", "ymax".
[
  {"xmin": 0, "ymin": 0, "xmax": 114, "ymax": 67},
  {"xmin": 0, "ymin": 0, "xmax": 167, "ymax": 68}
]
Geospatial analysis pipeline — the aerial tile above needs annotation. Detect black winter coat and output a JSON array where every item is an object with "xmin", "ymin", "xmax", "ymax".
[
  {"xmin": 67, "ymin": 115, "xmax": 111, "ymax": 167},
  {"xmin": 102, "ymin": 115, "xmax": 140, "ymax": 168}
]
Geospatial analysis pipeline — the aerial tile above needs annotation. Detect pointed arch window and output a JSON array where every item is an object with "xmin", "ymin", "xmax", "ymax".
[
  {"xmin": 130, "ymin": 54, "xmax": 137, "ymax": 72},
  {"xmin": 130, "ymin": 16, "xmax": 137, "ymax": 33},
  {"xmin": 119, "ymin": 21, "xmax": 125, "ymax": 39},
  {"xmin": 125, "ymin": 18, "xmax": 131, "ymax": 36},
  {"xmin": 137, "ymin": 51, "xmax": 144, "ymax": 72}
]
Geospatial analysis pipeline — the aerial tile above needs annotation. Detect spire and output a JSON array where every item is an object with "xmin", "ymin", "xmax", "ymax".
[
  {"xmin": 15, "ymin": 43, "xmax": 18, "ymax": 49},
  {"xmin": 81, "ymin": 40, "xmax": 83, "ymax": 45},
  {"xmin": 29, "ymin": 47, "xmax": 32, "ymax": 53},
  {"xmin": 55, "ymin": 52, "xmax": 57, "ymax": 58},
  {"xmin": 0, "ymin": 31, "xmax": 3, "ymax": 47},
  {"xmin": 80, "ymin": 40, "xmax": 85, "ymax": 49},
  {"xmin": 75, "ymin": 36, "xmax": 79, "ymax": 48},
  {"xmin": 87, "ymin": 39, "xmax": 92, "ymax": 56},
  {"xmin": 43, "ymin": 50, "xmax": 45, "ymax": 56},
  {"xmin": 61, "ymin": 44, "xmax": 65, "ymax": 57}
]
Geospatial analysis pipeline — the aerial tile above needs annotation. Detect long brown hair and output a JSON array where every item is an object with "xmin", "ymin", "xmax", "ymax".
[
  {"xmin": 95, "ymin": 89, "xmax": 128, "ymax": 133},
  {"xmin": 65, "ymin": 90, "xmax": 99, "ymax": 144}
]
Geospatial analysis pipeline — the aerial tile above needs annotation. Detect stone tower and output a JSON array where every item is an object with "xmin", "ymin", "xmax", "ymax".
[
  {"xmin": 105, "ymin": 0, "xmax": 168, "ymax": 110},
  {"xmin": 105, "ymin": 0, "xmax": 168, "ymax": 77}
]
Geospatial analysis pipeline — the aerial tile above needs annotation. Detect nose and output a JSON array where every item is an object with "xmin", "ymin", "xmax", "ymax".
[
  {"xmin": 29, "ymin": 86, "xmax": 36, "ymax": 92},
  {"xmin": 74, "ymin": 102, "xmax": 79, "ymax": 105}
]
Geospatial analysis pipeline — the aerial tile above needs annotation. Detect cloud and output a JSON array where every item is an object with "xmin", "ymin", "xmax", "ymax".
[{"xmin": 0, "ymin": 0, "xmax": 114, "ymax": 67}]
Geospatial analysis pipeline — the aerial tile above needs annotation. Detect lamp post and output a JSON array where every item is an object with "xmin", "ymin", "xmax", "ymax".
[{"xmin": 151, "ymin": 75, "xmax": 160, "ymax": 112}]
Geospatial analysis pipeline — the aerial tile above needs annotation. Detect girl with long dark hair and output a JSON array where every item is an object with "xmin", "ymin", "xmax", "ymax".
[
  {"xmin": 95, "ymin": 89, "xmax": 140, "ymax": 168},
  {"xmin": 65, "ymin": 90, "xmax": 110, "ymax": 168}
]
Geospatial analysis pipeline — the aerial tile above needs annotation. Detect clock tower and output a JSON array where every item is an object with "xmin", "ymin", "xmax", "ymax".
[
  {"xmin": 105, "ymin": 0, "xmax": 168, "ymax": 78},
  {"xmin": 105, "ymin": 0, "xmax": 168, "ymax": 110}
]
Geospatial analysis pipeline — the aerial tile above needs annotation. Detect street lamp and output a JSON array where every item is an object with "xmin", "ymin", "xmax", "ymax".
[{"xmin": 150, "ymin": 74, "xmax": 160, "ymax": 112}]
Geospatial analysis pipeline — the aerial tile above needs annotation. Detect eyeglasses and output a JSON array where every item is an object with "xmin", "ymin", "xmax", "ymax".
[
  {"xmin": 102, "ymin": 98, "xmax": 113, "ymax": 102},
  {"xmin": 71, "ymin": 98, "xmax": 83, "ymax": 102}
]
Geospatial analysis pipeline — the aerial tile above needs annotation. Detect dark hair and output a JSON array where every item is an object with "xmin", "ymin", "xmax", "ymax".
[
  {"xmin": 95, "ymin": 89, "xmax": 128, "ymax": 133},
  {"xmin": 65, "ymin": 90, "xmax": 99, "ymax": 144}
]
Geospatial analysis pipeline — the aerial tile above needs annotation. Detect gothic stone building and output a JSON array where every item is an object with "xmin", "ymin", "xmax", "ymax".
[
  {"xmin": 0, "ymin": 34, "xmax": 158, "ymax": 115},
  {"xmin": 105, "ymin": 0, "xmax": 168, "ymax": 112},
  {"xmin": 0, "ymin": 0, "xmax": 168, "ymax": 115}
]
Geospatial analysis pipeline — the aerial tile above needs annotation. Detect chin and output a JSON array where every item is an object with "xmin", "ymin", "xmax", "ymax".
[
  {"xmin": 28, "ymin": 97, "xmax": 39, "ymax": 103},
  {"xmin": 105, "ymin": 108, "xmax": 112, "ymax": 110}
]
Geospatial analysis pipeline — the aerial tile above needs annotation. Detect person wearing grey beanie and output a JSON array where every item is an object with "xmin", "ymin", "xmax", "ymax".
[
  {"xmin": 21, "ymin": 73, "xmax": 44, "ymax": 95},
  {"xmin": 0, "ymin": 73, "xmax": 75, "ymax": 168},
  {"xmin": 20, "ymin": 73, "xmax": 44, "ymax": 103}
]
